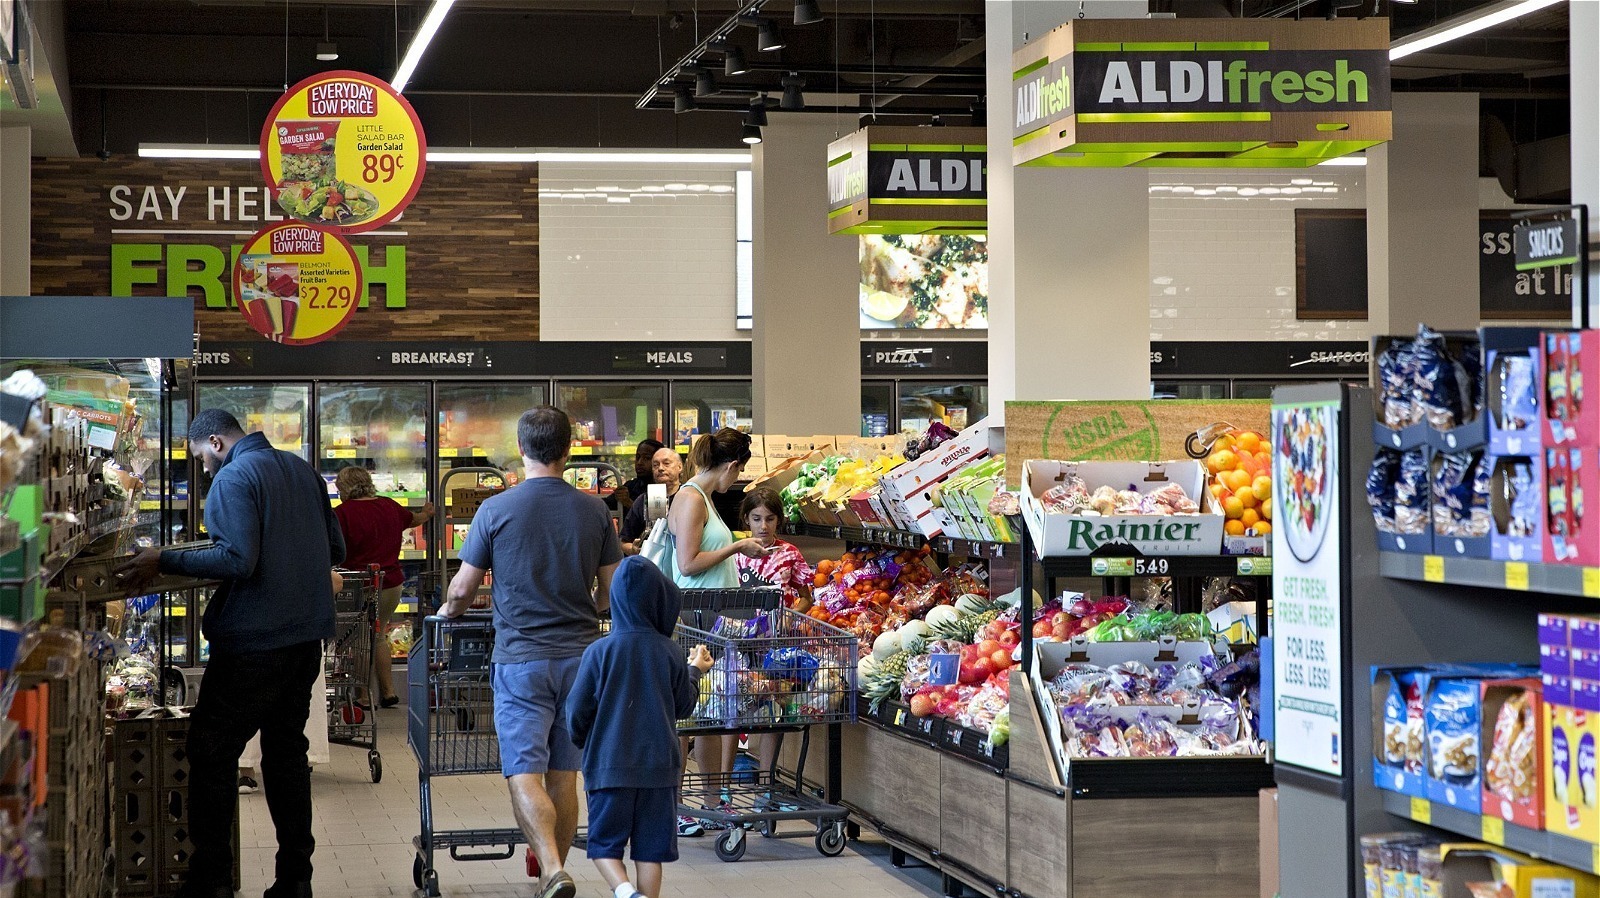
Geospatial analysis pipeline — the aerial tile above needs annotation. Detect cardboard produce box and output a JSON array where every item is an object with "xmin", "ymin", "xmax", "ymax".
[
  {"xmin": 879, "ymin": 417, "xmax": 1001, "ymax": 538},
  {"xmin": 749, "ymin": 451, "xmax": 822, "ymax": 495},
  {"xmin": 1021, "ymin": 459, "xmax": 1222, "ymax": 556}
]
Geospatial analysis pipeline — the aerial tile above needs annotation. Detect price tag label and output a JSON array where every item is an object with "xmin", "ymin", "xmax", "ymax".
[
  {"xmin": 1480, "ymin": 815, "xmax": 1505, "ymax": 845},
  {"xmin": 1423, "ymin": 555, "xmax": 1445, "ymax": 583},
  {"xmin": 439, "ymin": 448, "xmax": 459, "ymax": 458},
  {"xmin": 894, "ymin": 709, "xmax": 906, "ymax": 726},
  {"xmin": 1133, "ymin": 557, "xmax": 1170, "ymax": 575},
  {"xmin": 169, "ymin": 447, "xmax": 187, "ymax": 460},
  {"xmin": 1585, "ymin": 568, "xmax": 1600, "ymax": 599},
  {"xmin": 1236, "ymin": 557, "xmax": 1272, "ymax": 576},
  {"xmin": 168, "ymin": 605, "xmax": 187, "ymax": 617},
  {"xmin": 326, "ymin": 448, "xmax": 358, "ymax": 459},
  {"xmin": 1410, "ymin": 797, "xmax": 1431, "ymax": 824},
  {"xmin": 1091, "ymin": 558, "xmax": 1135, "ymax": 577},
  {"xmin": 1505, "ymin": 562, "xmax": 1531, "ymax": 591},
  {"xmin": 570, "ymin": 446, "xmax": 594, "ymax": 457}
]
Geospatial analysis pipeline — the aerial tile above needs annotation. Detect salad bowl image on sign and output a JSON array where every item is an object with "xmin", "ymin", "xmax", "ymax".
[
  {"xmin": 233, "ymin": 224, "xmax": 364, "ymax": 346},
  {"xmin": 260, "ymin": 70, "xmax": 426, "ymax": 233}
]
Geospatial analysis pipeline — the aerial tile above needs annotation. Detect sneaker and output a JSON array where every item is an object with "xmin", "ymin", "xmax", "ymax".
[
  {"xmin": 698, "ymin": 805, "xmax": 730, "ymax": 831},
  {"xmin": 676, "ymin": 815, "xmax": 705, "ymax": 837},
  {"xmin": 237, "ymin": 775, "xmax": 259, "ymax": 794},
  {"xmin": 538, "ymin": 870, "xmax": 576, "ymax": 898}
]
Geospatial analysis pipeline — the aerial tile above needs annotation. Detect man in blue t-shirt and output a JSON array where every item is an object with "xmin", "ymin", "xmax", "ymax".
[{"xmin": 443, "ymin": 406, "xmax": 622, "ymax": 898}]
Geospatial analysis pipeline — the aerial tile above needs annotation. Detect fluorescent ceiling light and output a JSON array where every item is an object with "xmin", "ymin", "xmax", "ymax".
[
  {"xmin": 1318, "ymin": 156, "xmax": 1367, "ymax": 166},
  {"xmin": 392, "ymin": 0, "xmax": 456, "ymax": 93},
  {"xmin": 1390, "ymin": 0, "xmax": 1561, "ymax": 60},
  {"xmin": 138, "ymin": 144, "xmax": 752, "ymax": 165}
]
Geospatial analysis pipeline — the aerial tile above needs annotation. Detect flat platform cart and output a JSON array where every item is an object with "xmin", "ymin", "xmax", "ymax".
[
  {"xmin": 674, "ymin": 600, "xmax": 859, "ymax": 862},
  {"xmin": 328, "ymin": 566, "xmax": 384, "ymax": 783}
]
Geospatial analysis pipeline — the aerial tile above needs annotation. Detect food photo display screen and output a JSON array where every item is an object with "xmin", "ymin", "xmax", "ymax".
[{"xmin": 859, "ymin": 235, "xmax": 988, "ymax": 330}]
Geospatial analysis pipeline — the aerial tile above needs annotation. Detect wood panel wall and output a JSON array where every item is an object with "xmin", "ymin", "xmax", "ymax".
[{"xmin": 29, "ymin": 158, "xmax": 539, "ymax": 342}]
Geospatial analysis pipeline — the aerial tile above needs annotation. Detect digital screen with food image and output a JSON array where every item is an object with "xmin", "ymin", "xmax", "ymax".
[{"xmin": 859, "ymin": 235, "xmax": 988, "ymax": 329}]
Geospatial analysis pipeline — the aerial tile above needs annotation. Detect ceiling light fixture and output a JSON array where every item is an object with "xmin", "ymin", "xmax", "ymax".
[
  {"xmin": 392, "ymin": 0, "xmax": 456, "ymax": 93},
  {"xmin": 747, "ymin": 96, "xmax": 768, "ymax": 127},
  {"xmin": 742, "ymin": 121, "xmax": 763, "ymax": 145},
  {"xmin": 316, "ymin": 6, "xmax": 338, "ymax": 60},
  {"xmin": 723, "ymin": 45, "xmax": 747, "ymax": 76},
  {"xmin": 1390, "ymin": 0, "xmax": 1561, "ymax": 60},
  {"xmin": 794, "ymin": 0, "xmax": 823, "ymax": 25},
  {"xmin": 780, "ymin": 73, "xmax": 805, "ymax": 111},
  {"xmin": 674, "ymin": 88, "xmax": 693, "ymax": 114},
  {"xmin": 695, "ymin": 68, "xmax": 718, "ymax": 98},
  {"xmin": 746, "ymin": 16, "xmax": 784, "ymax": 52}
]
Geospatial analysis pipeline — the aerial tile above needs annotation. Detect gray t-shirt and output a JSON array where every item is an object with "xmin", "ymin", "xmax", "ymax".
[{"xmin": 458, "ymin": 477, "xmax": 623, "ymax": 663}]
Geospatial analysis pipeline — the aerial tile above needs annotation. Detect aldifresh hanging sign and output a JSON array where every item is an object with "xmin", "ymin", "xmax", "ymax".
[
  {"xmin": 260, "ymin": 70, "xmax": 427, "ymax": 233},
  {"xmin": 827, "ymin": 126, "xmax": 986, "ymax": 235},
  {"xmin": 1012, "ymin": 18, "xmax": 1390, "ymax": 168}
]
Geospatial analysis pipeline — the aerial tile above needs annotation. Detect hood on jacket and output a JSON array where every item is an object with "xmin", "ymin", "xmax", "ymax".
[{"xmin": 610, "ymin": 555, "xmax": 682, "ymax": 637}]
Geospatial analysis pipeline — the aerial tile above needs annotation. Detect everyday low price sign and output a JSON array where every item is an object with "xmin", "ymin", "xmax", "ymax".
[
  {"xmin": 260, "ymin": 70, "xmax": 426, "ymax": 234},
  {"xmin": 232, "ymin": 223, "xmax": 364, "ymax": 345}
]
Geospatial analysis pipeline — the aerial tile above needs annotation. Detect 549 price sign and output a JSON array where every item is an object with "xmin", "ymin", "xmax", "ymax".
[
  {"xmin": 260, "ymin": 70, "xmax": 426, "ymax": 234},
  {"xmin": 232, "ymin": 223, "xmax": 364, "ymax": 346}
]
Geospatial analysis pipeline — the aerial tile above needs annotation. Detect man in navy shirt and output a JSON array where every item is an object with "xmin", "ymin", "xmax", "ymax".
[{"xmin": 121, "ymin": 409, "xmax": 344, "ymax": 898}]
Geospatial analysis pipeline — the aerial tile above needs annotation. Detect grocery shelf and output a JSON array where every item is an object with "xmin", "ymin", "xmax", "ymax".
[
  {"xmin": 1380, "ymin": 791, "xmax": 1597, "ymax": 873},
  {"xmin": 1066, "ymin": 756, "xmax": 1274, "ymax": 800},
  {"xmin": 783, "ymin": 521, "xmax": 1020, "ymax": 559},
  {"xmin": 400, "ymin": 549, "xmax": 426, "ymax": 561},
  {"xmin": 1037, "ymin": 553, "xmax": 1273, "ymax": 579},
  {"xmin": 1380, "ymin": 551, "xmax": 1599, "ymax": 598}
]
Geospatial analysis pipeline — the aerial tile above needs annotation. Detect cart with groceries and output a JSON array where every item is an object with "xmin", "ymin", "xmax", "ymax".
[{"xmin": 328, "ymin": 565, "xmax": 383, "ymax": 782}]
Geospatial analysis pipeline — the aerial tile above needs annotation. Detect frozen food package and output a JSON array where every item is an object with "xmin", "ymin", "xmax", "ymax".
[
  {"xmin": 1369, "ymin": 450, "xmax": 1402, "ymax": 533},
  {"xmin": 1499, "ymin": 354, "xmax": 1539, "ymax": 430},
  {"xmin": 1394, "ymin": 449, "xmax": 1431, "ymax": 535}
]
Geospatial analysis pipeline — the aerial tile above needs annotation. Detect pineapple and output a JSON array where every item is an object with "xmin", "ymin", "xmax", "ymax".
[
  {"xmin": 929, "ymin": 606, "xmax": 1000, "ymax": 644},
  {"xmin": 863, "ymin": 649, "xmax": 912, "ymax": 713}
]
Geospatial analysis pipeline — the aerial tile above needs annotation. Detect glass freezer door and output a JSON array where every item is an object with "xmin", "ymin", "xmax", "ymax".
[
  {"xmin": 670, "ymin": 381, "xmax": 753, "ymax": 452},
  {"xmin": 196, "ymin": 383, "xmax": 312, "ymax": 459},
  {"xmin": 436, "ymin": 382, "xmax": 550, "ymax": 483},
  {"xmin": 556, "ymin": 382, "xmax": 664, "ymax": 504},
  {"xmin": 861, "ymin": 382, "xmax": 894, "ymax": 437},
  {"xmin": 898, "ymin": 382, "xmax": 986, "ymax": 434},
  {"xmin": 317, "ymin": 380, "xmax": 431, "ymax": 505}
]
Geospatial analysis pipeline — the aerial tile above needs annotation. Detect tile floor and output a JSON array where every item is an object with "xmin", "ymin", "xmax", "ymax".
[{"xmin": 237, "ymin": 686, "xmax": 945, "ymax": 898}]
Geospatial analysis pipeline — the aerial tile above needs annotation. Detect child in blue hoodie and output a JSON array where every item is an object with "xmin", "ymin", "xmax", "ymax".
[{"xmin": 566, "ymin": 556, "xmax": 713, "ymax": 898}]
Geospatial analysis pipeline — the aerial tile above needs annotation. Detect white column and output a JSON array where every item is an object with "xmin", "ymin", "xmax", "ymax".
[
  {"xmin": 1572, "ymin": 2, "xmax": 1600, "ymax": 327},
  {"xmin": 986, "ymin": 0, "xmax": 1150, "ymax": 405},
  {"xmin": 752, "ymin": 116, "xmax": 861, "ymax": 433},
  {"xmin": 0, "ymin": 126, "xmax": 29, "ymax": 296},
  {"xmin": 1366, "ymin": 93, "xmax": 1480, "ymax": 333}
]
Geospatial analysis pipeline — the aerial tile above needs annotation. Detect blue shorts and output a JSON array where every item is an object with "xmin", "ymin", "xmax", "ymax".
[
  {"xmin": 491, "ymin": 657, "xmax": 584, "ymax": 777},
  {"xmin": 585, "ymin": 787, "xmax": 679, "ymax": 864}
]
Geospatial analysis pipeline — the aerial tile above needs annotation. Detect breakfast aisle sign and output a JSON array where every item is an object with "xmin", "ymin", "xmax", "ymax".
[{"xmin": 239, "ymin": 70, "xmax": 425, "ymax": 344}]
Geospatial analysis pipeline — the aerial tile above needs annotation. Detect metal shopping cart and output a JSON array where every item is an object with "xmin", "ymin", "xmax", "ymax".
[
  {"xmin": 328, "ymin": 566, "xmax": 383, "ymax": 783},
  {"xmin": 674, "ymin": 593, "xmax": 858, "ymax": 863}
]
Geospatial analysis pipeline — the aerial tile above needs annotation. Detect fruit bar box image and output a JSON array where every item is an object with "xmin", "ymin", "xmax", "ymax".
[
  {"xmin": 1542, "ymin": 330, "xmax": 1600, "ymax": 447},
  {"xmin": 1545, "ymin": 446, "xmax": 1600, "ymax": 565}
]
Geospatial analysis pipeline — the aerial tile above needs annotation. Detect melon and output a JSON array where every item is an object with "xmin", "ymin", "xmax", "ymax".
[
  {"xmin": 873, "ymin": 630, "xmax": 902, "ymax": 660},
  {"xmin": 858, "ymin": 655, "xmax": 880, "ymax": 680},
  {"xmin": 954, "ymin": 594, "xmax": 990, "ymax": 616},
  {"xmin": 900, "ymin": 619, "xmax": 932, "ymax": 642},
  {"xmin": 925, "ymin": 605, "xmax": 962, "ymax": 630}
]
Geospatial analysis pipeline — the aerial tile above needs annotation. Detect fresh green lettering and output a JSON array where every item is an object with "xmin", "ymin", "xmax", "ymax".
[
  {"xmin": 1303, "ymin": 70, "xmax": 1335, "ymax": 103},
  {"xmin": 1336, "ymin": 58, "xmax": 1367, "ymax": 103},
  {"xmin": 110, "ymin": 244, "xmax": 163, "ymax": 296},
  {"xmin": 1224, "ymin": 59, "xmax": 1248, "ymax": 104},
  {"xmin": 1247, "ymin": 70, "xmax": 1272, "ymax": 104},
  {"xmin": 1271, "ymin": 70, "xmax": 1303, "ymax": 103},
  {"xmin": 355, "ymin": 244, "xmax": 408, "ymax": 309},
  {"xmin": 165, "ymin": 244, "xmax": 228, "ymax": 308}
]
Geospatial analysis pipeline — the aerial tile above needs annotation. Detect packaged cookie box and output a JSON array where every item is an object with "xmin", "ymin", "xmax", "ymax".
[
  {"xmin": 1545, "ymin": 677, "xmax": 1600, "ymax": 842},
  {"xmin": 1437, "ymin": 843, "xmax": 1599, "ymax": 898},
  {"xmin": 1489, "ymin": 455, "xmax": 1544, "ymax": 563},
  {"xmin": 1542, "ymin": 330, "xmax": 1600, "ymax": 447},
  {"xmin": 1478, "ymin": 678, "xmax": 1543, "ymax": 828},
  {"xmin": 1373, "ymin": 666, "xmax": 1452, "ymax": 797},
  {"xmin": 1421, "ymin": 673, "xmax": 1539, "ymax": 815},
  {"xmin": 1483, "ymin": 327, "xmax": 1545, "ymax": 457}
]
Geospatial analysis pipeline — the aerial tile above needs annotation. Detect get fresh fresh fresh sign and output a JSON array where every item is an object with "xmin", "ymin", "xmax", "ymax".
[{"xmin": 1011, "ymin": 18, "xmax": 1390, "ymax": 168}]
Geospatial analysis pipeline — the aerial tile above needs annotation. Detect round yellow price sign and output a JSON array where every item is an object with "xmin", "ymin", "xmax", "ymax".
[
  {"xmin": 259, "ymin": 70, "xmax": 426, "ymax": 234},
  {"xmin": 233, "ymin": 223, "xmax": 365, "ymax": 346}
]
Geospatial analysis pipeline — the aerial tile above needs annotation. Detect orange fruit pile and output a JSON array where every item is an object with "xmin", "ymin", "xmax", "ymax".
[{"xmin": 1204, "ymin": 430, "xmax": 1273, "ymax": 537}]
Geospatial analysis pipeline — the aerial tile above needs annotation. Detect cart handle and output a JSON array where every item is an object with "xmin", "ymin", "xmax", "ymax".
[
  {"xmin": 449, "ymin": 845, "xmax": 516, "ymax": 862},
  {"xmin": 423, "ymin": 613, "xmax": 493, "ymax": 623}
]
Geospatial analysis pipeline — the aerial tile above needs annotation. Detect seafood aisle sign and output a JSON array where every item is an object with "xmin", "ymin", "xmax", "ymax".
[
  {"xmin": 260, "ymin": 70, "xmax": 427, "ymax": 234},
  {"xmin": 826, "ymin": 125, "xmax": 986, "ymax": 235},
  {"xmin": 1011, "ymin": 18, "xmax": 1390, "ymax": 168},
  {"xmin": 231, "ymin": 223, "xmax": 364, "ymax": 346}
]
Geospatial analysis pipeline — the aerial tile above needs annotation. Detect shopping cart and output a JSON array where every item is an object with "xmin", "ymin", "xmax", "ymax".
[
  {"xmin": 328, "ymin": 565, "xmax": 383, "ymax": 783},
  {"xmin": 674, "ymin": 594, "xmax": 858, "ymax": 863}
]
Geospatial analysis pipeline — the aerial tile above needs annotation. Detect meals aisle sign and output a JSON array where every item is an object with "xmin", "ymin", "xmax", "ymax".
[{"xmin": 1011, "ymin": 17, "xmax": 1391, "ymax": 168}]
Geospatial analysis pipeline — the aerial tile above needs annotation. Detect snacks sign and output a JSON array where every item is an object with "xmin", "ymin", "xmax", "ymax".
[
  {"xmin": 232, "ymin": 223, "xmax": 364, "ymax": 345},
  {"xmin": 1011, "ymin": 18, "xmax": 1390, "ymax": 168},
  {"xmin": 260, "ymin": 70, "xmax": 426, "ymax": 234}
]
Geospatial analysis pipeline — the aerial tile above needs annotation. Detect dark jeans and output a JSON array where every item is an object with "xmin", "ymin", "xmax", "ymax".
[{"xmin": 187, "ymin": 640, "xmax": 322, "ymax": 889}]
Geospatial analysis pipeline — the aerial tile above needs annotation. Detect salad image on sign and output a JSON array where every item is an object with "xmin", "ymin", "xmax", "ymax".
[
  {"xmin": 260, "ymin": 71, "xmax": 426, "ymax": 234},
  {"xmin": 1274, "ymin": 403, "xmax": 1336, "ymax": 562}
]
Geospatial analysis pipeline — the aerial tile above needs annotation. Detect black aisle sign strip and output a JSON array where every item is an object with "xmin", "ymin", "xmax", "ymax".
[
  {"xmin": 194, "ymin": 341, "xmax": 752, "ymax": 378},
  {"xmin": 1150, "ymin": 341, "xmax": 1370, "ymax": 378}
]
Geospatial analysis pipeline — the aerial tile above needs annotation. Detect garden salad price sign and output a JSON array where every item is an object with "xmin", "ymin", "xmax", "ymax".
[
  {"xmin": 259, "ymin": 70, "xmax": 426, "ymax": 234},
  {"xmin": 1271, "ymin": 398, "xmax": 1344, "ymax": 776},
  {"xmin": 232, "ymin": 223, "xmax": 364, "ymax": 346}
]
